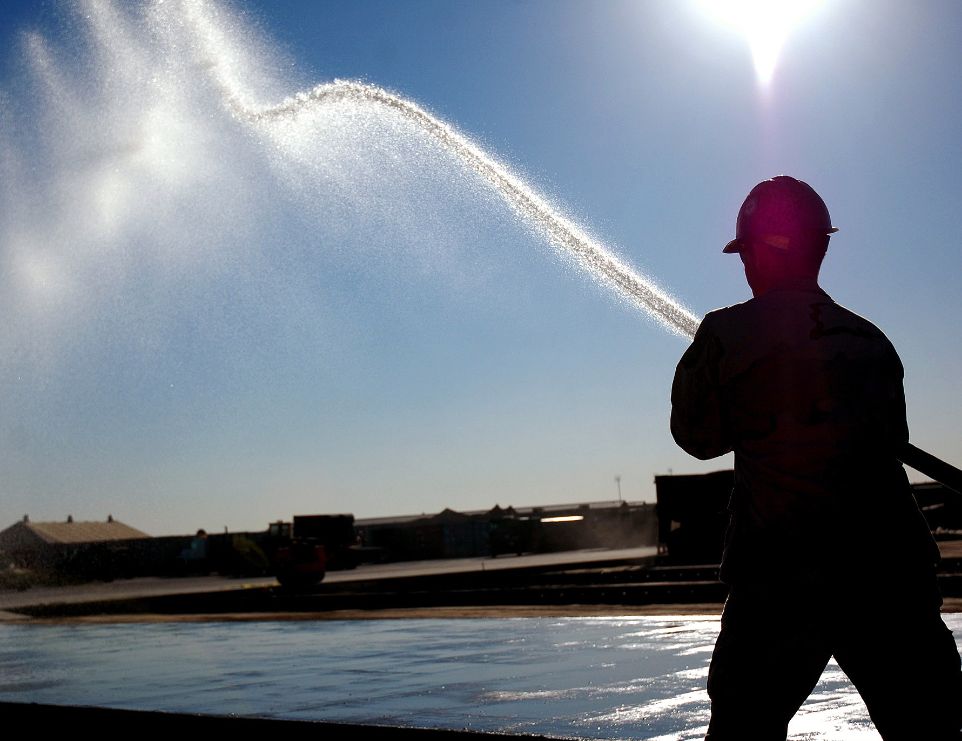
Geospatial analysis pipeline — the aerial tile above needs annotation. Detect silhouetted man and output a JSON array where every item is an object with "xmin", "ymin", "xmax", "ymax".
[{"xmin": 671, "ymin": 176, "xmax": 962, "ymax": 740}]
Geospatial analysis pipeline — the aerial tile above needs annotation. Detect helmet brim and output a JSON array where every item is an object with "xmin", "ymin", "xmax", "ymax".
[
  {"xmin": 722, "ymin": 227, "xmax": 838, "ymax": 255},
  {"xmin": 722, "ymin": 239, "xmax": 742, "ymax": 254}
]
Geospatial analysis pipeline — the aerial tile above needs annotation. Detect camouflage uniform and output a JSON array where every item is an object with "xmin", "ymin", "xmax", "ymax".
[{"xmin": 671, "ymin": 279, "xmax": 962, "ymax": 739}]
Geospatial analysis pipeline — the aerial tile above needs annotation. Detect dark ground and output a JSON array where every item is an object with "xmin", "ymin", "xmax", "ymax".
[{"xmin": 4, "ymin": 541, "xmax": 962, "ymax": 622}]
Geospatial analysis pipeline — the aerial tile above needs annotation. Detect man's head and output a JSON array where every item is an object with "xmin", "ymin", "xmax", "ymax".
[{"xmin": 724, "ymin": 176, "xmax": 837, "ymax": 296}]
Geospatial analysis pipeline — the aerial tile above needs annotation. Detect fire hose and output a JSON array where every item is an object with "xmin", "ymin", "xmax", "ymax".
[{"xmin": 899, "ymin": 443, "xmax": 962, "ymax": 495}]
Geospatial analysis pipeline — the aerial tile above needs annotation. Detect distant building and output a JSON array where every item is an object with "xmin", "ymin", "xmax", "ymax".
[
  {"xmin": 1, "ymin": 515, "xmax": 148, "ymax": 550},
  {"xmin": 355, "ymin": 500, "xmax": 658, "ymax": 562},
  {"xmin": 914, "ymin": 482, "xmax": 962, "ymax": 532},
  {"xmin": 0, "ymin": 515, "xmax": 150, "ymax": 577},
  {"xmin": 654, "ymin": 471, "xmax": 962, "ymax": 564},
  {"xmin": 655, "ymin": 471, "xmax": 732, "ymax": 563}
]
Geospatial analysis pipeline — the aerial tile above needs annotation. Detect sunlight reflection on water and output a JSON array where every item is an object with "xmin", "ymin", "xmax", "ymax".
[{"xmin": 1, "ymin": 614, "xmax": 959, "ymax": 739}]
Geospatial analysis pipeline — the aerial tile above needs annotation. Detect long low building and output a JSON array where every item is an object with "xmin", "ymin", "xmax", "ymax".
[
  {"xmin": 0, "ymin": 515, "xmax": 151, "ymax": 576},
  {"xmin": 355, "ymin": 500, "xmax": 659, "ymax": 562},
  {"xmin": 654, "ymin": 470, "xmax": 962, "ymax": 563}
]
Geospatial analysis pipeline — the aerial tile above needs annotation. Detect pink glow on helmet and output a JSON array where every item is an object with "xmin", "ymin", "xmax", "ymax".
[{"xmin": 724, "ymin": 175, "xmax": 838, "ymax": 254}]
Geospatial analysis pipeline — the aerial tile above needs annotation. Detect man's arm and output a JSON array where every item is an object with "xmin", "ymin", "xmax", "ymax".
[
  {"xmin": 670, "ymin": 316, "xmax": 732, "ymax": 460},
  {"xmin": 883, "ymin": 338, "xmax": 910, "ymax": 449}
]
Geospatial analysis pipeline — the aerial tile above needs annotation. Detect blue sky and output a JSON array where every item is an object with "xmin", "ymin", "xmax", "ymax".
[{"xmin": 1, "ymin": 1, "xmax": 961, "ymax": 535}]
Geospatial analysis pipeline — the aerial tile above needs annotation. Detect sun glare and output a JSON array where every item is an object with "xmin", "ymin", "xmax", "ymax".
[{"xmin": 698, "ymin": 0, "xmax": 824, "ymax": 85}]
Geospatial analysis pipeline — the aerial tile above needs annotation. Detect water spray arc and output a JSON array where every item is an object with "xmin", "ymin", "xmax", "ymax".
[
  {"xmin": 226, "ymin": 80, "xmax": 962, "ymax": 489},
  {"xmin": 231, "ymin": 81, "xmax": 701, "ymax": 341}
]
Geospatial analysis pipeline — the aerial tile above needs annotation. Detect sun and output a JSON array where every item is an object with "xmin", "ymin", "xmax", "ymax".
[{"xmin": 698, "ymin": 0, "xmax": 825, "ymax": 85}]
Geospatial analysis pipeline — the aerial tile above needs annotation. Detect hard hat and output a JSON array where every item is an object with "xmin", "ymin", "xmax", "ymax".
[{"xmin": 723, "ymin": 175, "xmax": 838, "ymax": 254}]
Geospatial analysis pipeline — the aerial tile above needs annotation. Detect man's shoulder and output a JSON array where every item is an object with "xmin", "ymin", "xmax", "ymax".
[
  {"xmin": 701, "ymin": 298, "xmax": 755, "ymax": 324},
  {"xmin": 698, "ymin": 292, "xmax": 901, "ymax": 369},
  {"xmin": 704, "ymin": 292, "xmax": 891, "ymax": 338},
  {"xmin": 809, "ymin": 298, "xmax": 897, "ymax": 346},
  {"xmin": 698, "ymin": 297, "xmax": 759, "ymax": 337}
]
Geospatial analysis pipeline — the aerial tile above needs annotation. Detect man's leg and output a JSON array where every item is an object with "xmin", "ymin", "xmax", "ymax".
[
  {"xmin": 832, "ymin": 572, "xmax": 962, "ymax": 741},
  {"xmin": 706, "ymin": 583, "xmax": 831, "ymax": 740}
]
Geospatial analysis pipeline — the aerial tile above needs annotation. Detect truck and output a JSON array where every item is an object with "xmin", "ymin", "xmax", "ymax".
[{"xmin": 263, "ymin": 514, "xmax": 357, "ymax": 588}]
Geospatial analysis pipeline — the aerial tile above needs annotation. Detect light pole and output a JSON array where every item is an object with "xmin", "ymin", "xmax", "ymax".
[{"xmin": 615, "ymin": 475, "xmax": 622, "ymax": 502}]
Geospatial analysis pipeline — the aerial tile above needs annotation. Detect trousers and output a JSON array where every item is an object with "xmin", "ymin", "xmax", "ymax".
[{"xmin": 705, "ymin": 572, "xmax": 962, "ymax": 740}]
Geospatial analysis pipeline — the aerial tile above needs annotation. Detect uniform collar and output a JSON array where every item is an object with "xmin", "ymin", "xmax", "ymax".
[{"xmin": 766, "ymin": 276, "xmax": 829, "ymax": 297}]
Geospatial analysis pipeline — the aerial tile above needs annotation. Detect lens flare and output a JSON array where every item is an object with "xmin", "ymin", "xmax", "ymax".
[{"xmin": 698, "ymin": 0, "xmax": 824, "ymax": 85}]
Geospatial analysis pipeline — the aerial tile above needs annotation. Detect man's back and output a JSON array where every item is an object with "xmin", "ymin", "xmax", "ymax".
[{"xmin": 671, "ymin": 279, "xmax": 937, "ymax": 583}]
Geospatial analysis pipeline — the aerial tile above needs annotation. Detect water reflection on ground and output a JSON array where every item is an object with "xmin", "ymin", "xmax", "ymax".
[{"xmin": 2, "ymin": 614, "xmax": 959, "ymax": 739}]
